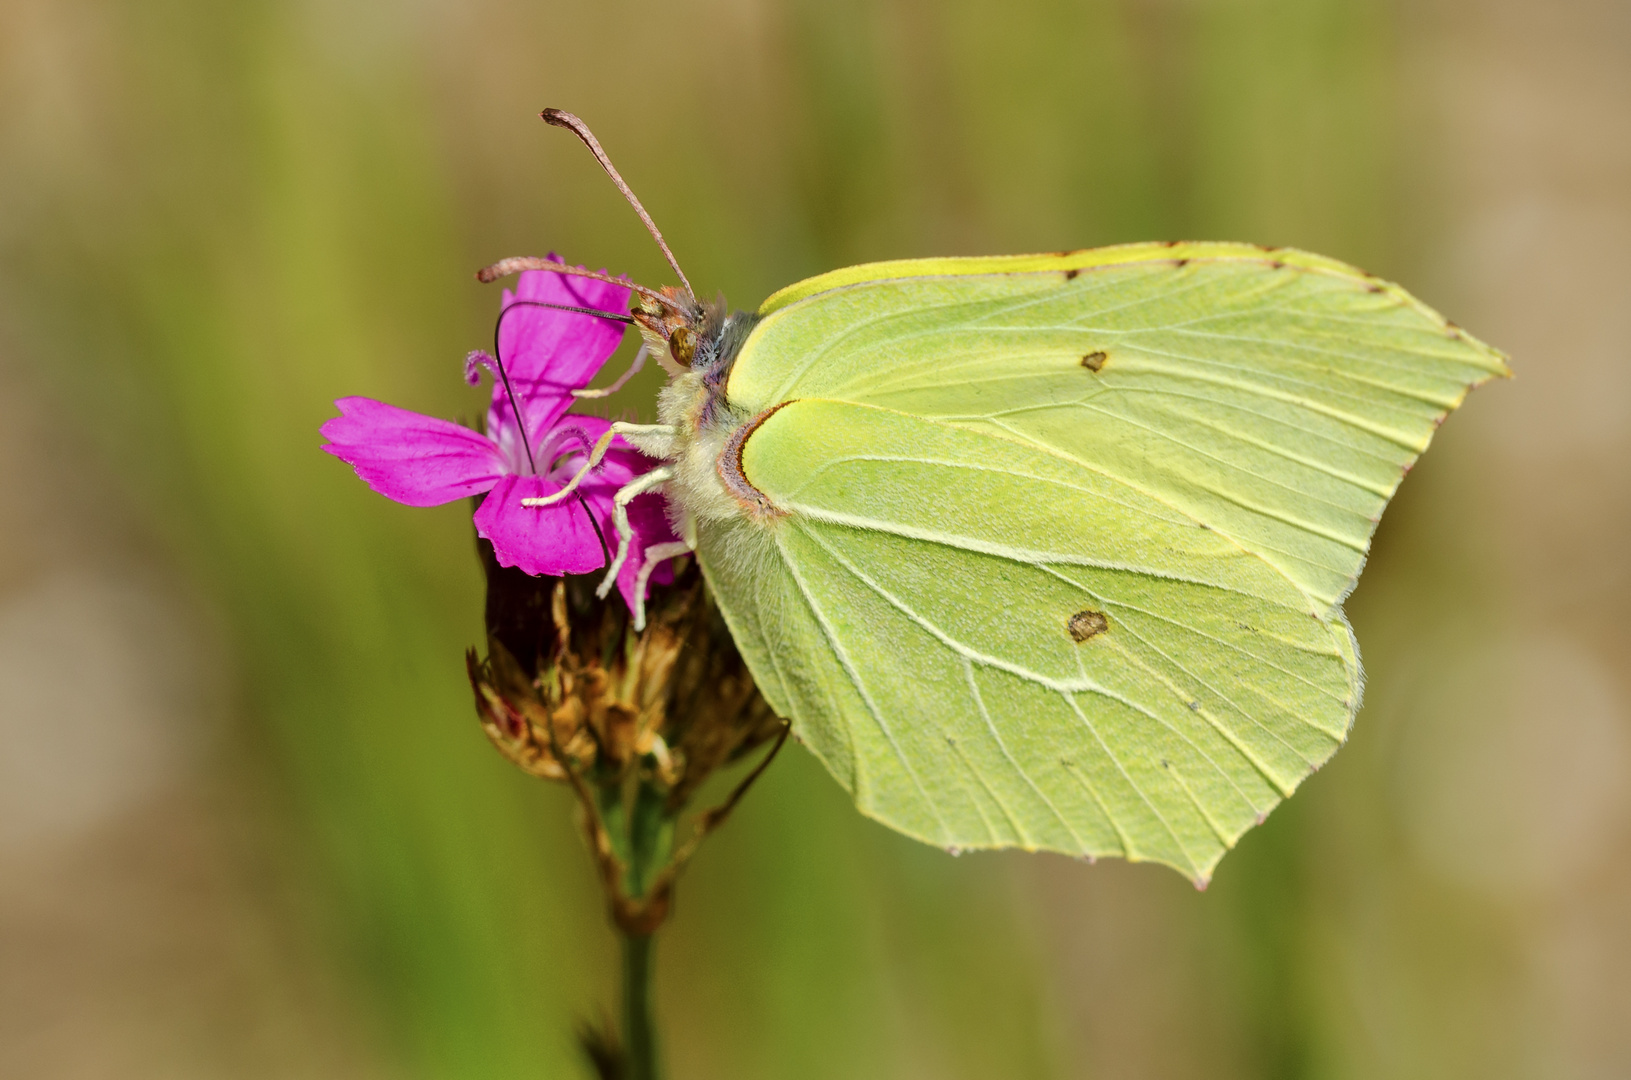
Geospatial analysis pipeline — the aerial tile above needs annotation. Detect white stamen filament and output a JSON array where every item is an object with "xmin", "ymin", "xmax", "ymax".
[{"xmin": 572, "ymin": 342, "xmax": 649, "ymax": 399}]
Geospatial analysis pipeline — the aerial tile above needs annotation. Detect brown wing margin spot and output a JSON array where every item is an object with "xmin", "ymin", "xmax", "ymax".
[
  {"xmin": 1067, "ymin": 610, "xmax": 1109, "ymax": 642},
  {"xmin": 718, "ymin": 400, "xmax": 797, "ymax": 521}
]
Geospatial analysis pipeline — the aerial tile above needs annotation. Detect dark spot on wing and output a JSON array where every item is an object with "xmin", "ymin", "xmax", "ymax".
[
  {"xmin": 1064, "ymin": 268, "xmax": 1081, "ymax": 280},
  {"xmin": 1081, "ymin": 350, "xmax": 1107, "ymax": 372},
  {"xmin": 1269, "ymin": 260, "xmax": 1286, "ymax": 270},
  {"xmin": 1174, "ymin": 258, "xmax": 1190, "ymax": 268},
  {"xmin": 1164, "ymin": 239, "xmax": 1181, "ymax": 248},
  {"xmin": 1067, "ymin": 609, "xmax": 1109, "ymax": 642}
]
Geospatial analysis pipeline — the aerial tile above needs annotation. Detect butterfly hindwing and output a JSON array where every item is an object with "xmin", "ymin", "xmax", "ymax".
[
  {"xmin": 702, "ymin": 399, "xmax": 1357, "ymax": 881},
  {"xmin": 698, "ymin": 244, "xmax": 1505, "ymax": 880}
]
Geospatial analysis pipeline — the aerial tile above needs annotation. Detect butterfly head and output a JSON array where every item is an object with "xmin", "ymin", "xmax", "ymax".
[
  {"xmin": 632, "ymin": 287, "xmax": 757, "ymax": 390},
  {"xmin": 630, "ymin": 286, "xmax": 704, "ymax": 368},
  {"xmin": 480, "ymin": 109, "xmax": 759, "ymax": 417}
]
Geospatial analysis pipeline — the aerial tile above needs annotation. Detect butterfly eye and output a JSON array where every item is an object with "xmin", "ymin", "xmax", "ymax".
[{"xmin": 670, "ymin": 326, "xmax": 698, "ymax": 365}]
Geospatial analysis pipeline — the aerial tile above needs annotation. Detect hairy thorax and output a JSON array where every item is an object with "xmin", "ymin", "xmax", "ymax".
[
  {"xmin": 656, "ymin": 364, "xmax": 788, "ymax": 549},
  {"xmin": 656, "ymin": 373, "xmax": 748, "ymax": 543}
]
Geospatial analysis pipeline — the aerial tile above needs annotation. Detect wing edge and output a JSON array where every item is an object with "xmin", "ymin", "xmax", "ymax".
[{"xmin": 755, "ymin": 242, "xmax": 1511, "ymax": 379}]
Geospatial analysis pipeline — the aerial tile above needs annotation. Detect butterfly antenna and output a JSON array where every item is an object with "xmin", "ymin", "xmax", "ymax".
[
  {"xmin": 541, "ymin": 108, "xmax": 696, "ymax": 302},
  {"xmin": 499, "ymin": 299, "xmax": 635, "ymax": 326},
  {"xmin": 475, "ymin": 259, "xmax": 670, "ymax": 309}
]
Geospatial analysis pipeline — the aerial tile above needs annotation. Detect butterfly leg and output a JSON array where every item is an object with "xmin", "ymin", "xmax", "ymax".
[
  {"xmin": 595, "ymin": 465, "xmax": 676, "ymax": 601},
  {"xmin": 630, "ymin": 540, "xmax": 693, "ymax": 631},
  {"xmin": 521, "ymin": 422, "xmax": 677, "ymax": 508},
  {"xmin": 607, "ymin": 420, "xmax": 677, "ymax": 459}
]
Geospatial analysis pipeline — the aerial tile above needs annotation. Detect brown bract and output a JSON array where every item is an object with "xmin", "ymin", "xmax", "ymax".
[{"xmin": 466, "ymin": 538, "xmax": 785, "ymax": 933}]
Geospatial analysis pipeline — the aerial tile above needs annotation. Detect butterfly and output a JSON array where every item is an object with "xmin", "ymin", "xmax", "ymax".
[{"xmin": 485, "ymin": 109, "xmax": 1508, "ymax": 886}]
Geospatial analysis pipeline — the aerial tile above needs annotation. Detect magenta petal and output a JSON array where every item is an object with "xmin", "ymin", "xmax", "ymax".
[
  {"xmin": 475, "ymin": 474, "xmax": 608, "ymax": 577},
  {"xmin": 321, "ymin": 396, "xmax": 504, "ymax": 507},
  {"xmin": 492, "ymin": 263, "xmax": 633, "ymax": 438}
]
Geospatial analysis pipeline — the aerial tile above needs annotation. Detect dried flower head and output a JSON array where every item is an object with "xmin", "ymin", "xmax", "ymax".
[
  {"xmin": 467, "ymin": 536, "xmax": 784, "ymax": 933},
  {"xmin": 468, "ymin": 538, "xmax": 780, "ymax": 802}
]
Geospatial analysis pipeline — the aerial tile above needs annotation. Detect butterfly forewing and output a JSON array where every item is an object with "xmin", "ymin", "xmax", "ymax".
[{"xmin": 729, "ymin": 245, "xmax": 1508, "ymax": 613}]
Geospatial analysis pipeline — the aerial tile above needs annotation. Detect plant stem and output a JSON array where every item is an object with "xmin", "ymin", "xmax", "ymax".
[
  {"xmin": 622, "ymin": 932, "xmax": 658, "ymax": 1080},
  {"xmin": 621, "ymin": 779, "xmax": 672, "ymax": 1080}
]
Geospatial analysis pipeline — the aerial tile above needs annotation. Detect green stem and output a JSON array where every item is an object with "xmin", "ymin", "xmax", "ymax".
[
  {"xmin": 621, "ymin": 932, "xmax": 658, "ymax": 1080},
  {"xmin": 621, "ymin": 779, "xmax": 672, "ymax": 1080}
]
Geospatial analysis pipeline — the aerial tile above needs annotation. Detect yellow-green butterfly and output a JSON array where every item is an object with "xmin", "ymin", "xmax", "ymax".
[{"xmin": 488, "ymin": 110, "xmax": 1509, "ymax": 886}]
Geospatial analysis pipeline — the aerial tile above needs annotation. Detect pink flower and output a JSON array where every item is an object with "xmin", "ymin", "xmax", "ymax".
[{"xmin": 320, "ymin": 261, "xmax": 677, "ymax": 610}]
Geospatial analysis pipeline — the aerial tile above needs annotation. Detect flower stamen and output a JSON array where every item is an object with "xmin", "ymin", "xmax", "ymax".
[{"xmin": 573, "ymin": 342, "xmax": 650, "ymax": 399}]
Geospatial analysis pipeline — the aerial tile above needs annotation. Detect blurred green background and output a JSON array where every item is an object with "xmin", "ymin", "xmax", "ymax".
[{"xmin": 2, "ymin": 1, "xmax": 1627, "ymax": 1077}]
